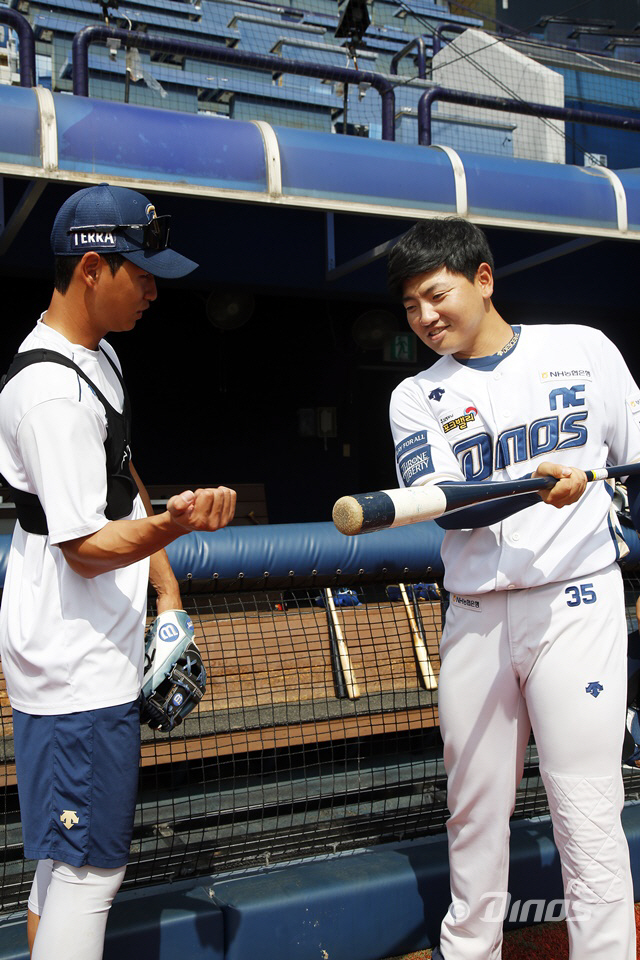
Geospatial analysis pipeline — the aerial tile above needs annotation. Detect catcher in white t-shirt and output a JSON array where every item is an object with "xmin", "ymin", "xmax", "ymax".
[{"xmin": 0, "ymin": 184, "xmax": 236, "ymax": 960}]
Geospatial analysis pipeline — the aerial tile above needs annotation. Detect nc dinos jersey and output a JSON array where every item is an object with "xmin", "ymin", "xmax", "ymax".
[{"xmin": 389, "ymin": 324, "xmax": 640, "ymax": 595}]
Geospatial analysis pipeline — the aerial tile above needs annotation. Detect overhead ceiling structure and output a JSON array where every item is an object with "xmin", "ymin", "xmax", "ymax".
[{"xmin": 1, "ymin": 82, "xmax": 640, "ymax": 301}]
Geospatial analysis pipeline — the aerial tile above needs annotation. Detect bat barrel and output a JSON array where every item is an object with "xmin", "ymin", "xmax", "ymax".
[
  {"xmin": 333, "ymin": 463, "xmax": 640, "ymax": 537},
  {"xmin": 333, "ymin": 492, "xmax": 395, "ymax": 536},
  {"xmin": 333, "ymin": 487, "xmax": 449, "ymax": 535}
]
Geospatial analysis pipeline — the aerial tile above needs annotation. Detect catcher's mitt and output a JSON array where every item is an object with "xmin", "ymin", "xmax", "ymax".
[{"xmin": 141, "ymin": 609, "xmax": 206, "ymax": 732}]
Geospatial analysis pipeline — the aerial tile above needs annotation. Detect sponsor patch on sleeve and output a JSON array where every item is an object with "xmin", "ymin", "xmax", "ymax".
[
  {"xmin": 627, "ymin": 393, "xmax": 640, "ymax": 423},
  {"xmin": 397, "ymin": 445, "xmax": 434, "ymax": 485},
  {"xmin": 395, "ymin": 431, "xmax": 428, "ymax": 459}
]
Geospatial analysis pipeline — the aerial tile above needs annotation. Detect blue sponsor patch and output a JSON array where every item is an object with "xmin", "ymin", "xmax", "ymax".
[
  {"xmin": 395, "ymin": 431, "xmax": 428, "ymax": 459},
  {"xmin": 398, "ymin": 445, "xmax": 434, "ymax": 485}
]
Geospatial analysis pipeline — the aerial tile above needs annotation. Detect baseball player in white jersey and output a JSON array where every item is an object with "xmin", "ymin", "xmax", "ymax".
[
  {"xmin": 0, "ymin": 183, "xmax": 236, "ymax": 960},
  {"xmin": 387, "ymin": 218, "xmax": 640, "ymax": 960}
]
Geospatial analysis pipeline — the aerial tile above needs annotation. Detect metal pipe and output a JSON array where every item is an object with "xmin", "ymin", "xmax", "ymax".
[
  {"xmin": 72, "ymin": 24, "xmax": 396, "ymax": 140},
  {"xmin": 0, "ymin": 7, "xmax": 36, "ymax": 87},
  {"xmin": 389, "ymin": 36, "xmax": 427, "ymax": 79},
  {"xmin": 432, "ymin": 22, "xmax": 466, "ymax": 57},
  {"xmin": 418, "ymin": 85, "xmax": 640, "ymax": 147}
]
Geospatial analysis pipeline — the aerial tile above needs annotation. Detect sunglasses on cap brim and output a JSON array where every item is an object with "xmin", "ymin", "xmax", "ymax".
[{"xmin": 67, "ymin": 215, "xmax": 171, "ymax": 251}]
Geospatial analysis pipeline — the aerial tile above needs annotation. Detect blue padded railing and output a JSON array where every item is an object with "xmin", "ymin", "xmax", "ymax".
[
  {"xmin": 0, "ymin": 519, "xmax": 639, "ymax": 592},
  {"xmin": 162, "ymin": 519, "xmax": 445, "ymax": 591},
  {"xmin": 0, "ymin": 520, "xmax": 445, "ymax": 592}
]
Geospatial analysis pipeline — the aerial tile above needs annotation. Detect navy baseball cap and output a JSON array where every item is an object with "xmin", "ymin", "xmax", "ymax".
[{"xmin": 50, "ymin": 183, "xmax": 198, "ymax": 279}]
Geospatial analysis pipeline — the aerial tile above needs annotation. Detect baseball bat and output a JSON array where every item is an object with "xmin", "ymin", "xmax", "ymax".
[
  {"xmin": 324, "ymin": 587, "xmax": 360, "ymax": 700},
  {"xmin": 398, "ymin": 583, "xmax": 438, "ymax": 691},
  {"xmin": 333, "ymin": 462, "xmax": 640, "ymax": 536}
]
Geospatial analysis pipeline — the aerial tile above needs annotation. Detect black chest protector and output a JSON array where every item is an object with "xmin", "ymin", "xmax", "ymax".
[{"xmin": 0, "ymin": 348, "xmax": 138, "ymax": 535}]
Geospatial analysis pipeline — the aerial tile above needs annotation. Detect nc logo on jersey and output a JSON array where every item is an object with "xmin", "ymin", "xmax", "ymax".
[
  {"xmin": 585, "ymin": 681, "xmax": 603, "ymax": 698},
  {"xmin": 548, "ymin": 385, "xmax": 585, "ymax": 410},
  {"xmin": 158, "ymin": 622, "xmax": 180, "ymax": 643},
  {"xmin": 429, "ymin": 388, "xmax": 445, "ymax": 402}
]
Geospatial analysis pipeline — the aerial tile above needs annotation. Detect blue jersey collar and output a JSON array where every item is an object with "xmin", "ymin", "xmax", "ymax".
[{"xmin": 456, "ymin": 325, "xmax": 521, "ymax": 371}]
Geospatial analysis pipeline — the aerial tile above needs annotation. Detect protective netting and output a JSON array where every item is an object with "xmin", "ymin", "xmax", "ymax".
[
  {"xmin": 2, "ymin": 0, "xmax": 640, "ymax": 163},
  {"xmin": 1, "ymin": 572, "xmax": 640, "ymax": 912}
]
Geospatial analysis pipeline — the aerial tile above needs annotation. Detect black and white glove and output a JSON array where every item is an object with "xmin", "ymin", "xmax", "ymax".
[{"xmin": 141, "ymin": 609, "xmax": 206, "ymax": 733}]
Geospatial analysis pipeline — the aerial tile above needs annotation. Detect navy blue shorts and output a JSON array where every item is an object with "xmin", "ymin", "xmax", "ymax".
[{"xmin": 13, "ymin": 700, "xmax": 140, "ymax": 868}]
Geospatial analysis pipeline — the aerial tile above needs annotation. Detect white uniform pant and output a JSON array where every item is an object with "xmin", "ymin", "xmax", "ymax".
[{"xmin": 438, "ymin": 563, "xmax": 635, "ymax": 960}]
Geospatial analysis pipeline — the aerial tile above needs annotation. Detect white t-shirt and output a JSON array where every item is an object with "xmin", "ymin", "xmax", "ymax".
[
  {"xmin": 390, "ymin": 324, "xmax": 640, "ymax": 595},
  {"xmin": 0, "ymin": 318, "xmax": 149, "ymax": 714}
]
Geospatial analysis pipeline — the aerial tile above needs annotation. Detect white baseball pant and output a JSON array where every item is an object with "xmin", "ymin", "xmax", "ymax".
[{"xmin": 437, "ymin": 562, "xmax": 635, "ymax": 960}]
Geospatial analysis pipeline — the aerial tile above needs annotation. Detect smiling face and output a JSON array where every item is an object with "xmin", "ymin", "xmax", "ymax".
[{"xmin": 401, "ymin": 262, "xmax": 501, "ymax": 360}]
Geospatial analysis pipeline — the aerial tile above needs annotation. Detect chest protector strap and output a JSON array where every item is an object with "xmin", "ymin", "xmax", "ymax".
[{"xmin": 0, "ymin": 348, "xmax": 137, "ymax": 535}]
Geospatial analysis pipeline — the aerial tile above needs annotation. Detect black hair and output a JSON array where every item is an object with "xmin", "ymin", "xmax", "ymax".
[
  {"xmin": 53, "ymin": 253, "xmax": 126, "ymax": 295},
  {"xmin": 387, "ymin": 217, "xmax": 495, "ymax": 297}
]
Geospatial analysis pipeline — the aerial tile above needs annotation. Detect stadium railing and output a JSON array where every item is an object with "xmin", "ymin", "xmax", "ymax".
[
  {"xmin": 4, "ymin": 4, "xmax": 640, "ymax": 162},
  {"xmin": 70, "ymin": 23, "xmax": 396, "ymax": 139},
  {"xmin": 418, "ymin": 85, "xmax": 640, "ymax": 146},
  {"xmin": 0, "ymin": 7, "xmax": 34, "ymax": 87}
]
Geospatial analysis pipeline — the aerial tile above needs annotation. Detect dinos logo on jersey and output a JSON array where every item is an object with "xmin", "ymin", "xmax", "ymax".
[
  {"xmin": 395, "ymin": 431, "xmax": 433, "ymax": 485},
  {"xmin": 440, "ymin": 406, "xmax": 478, "ymax": 434},
  {"xmin": 540, "ymin": 369, "xmax": 592, "ymax": 382}
]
